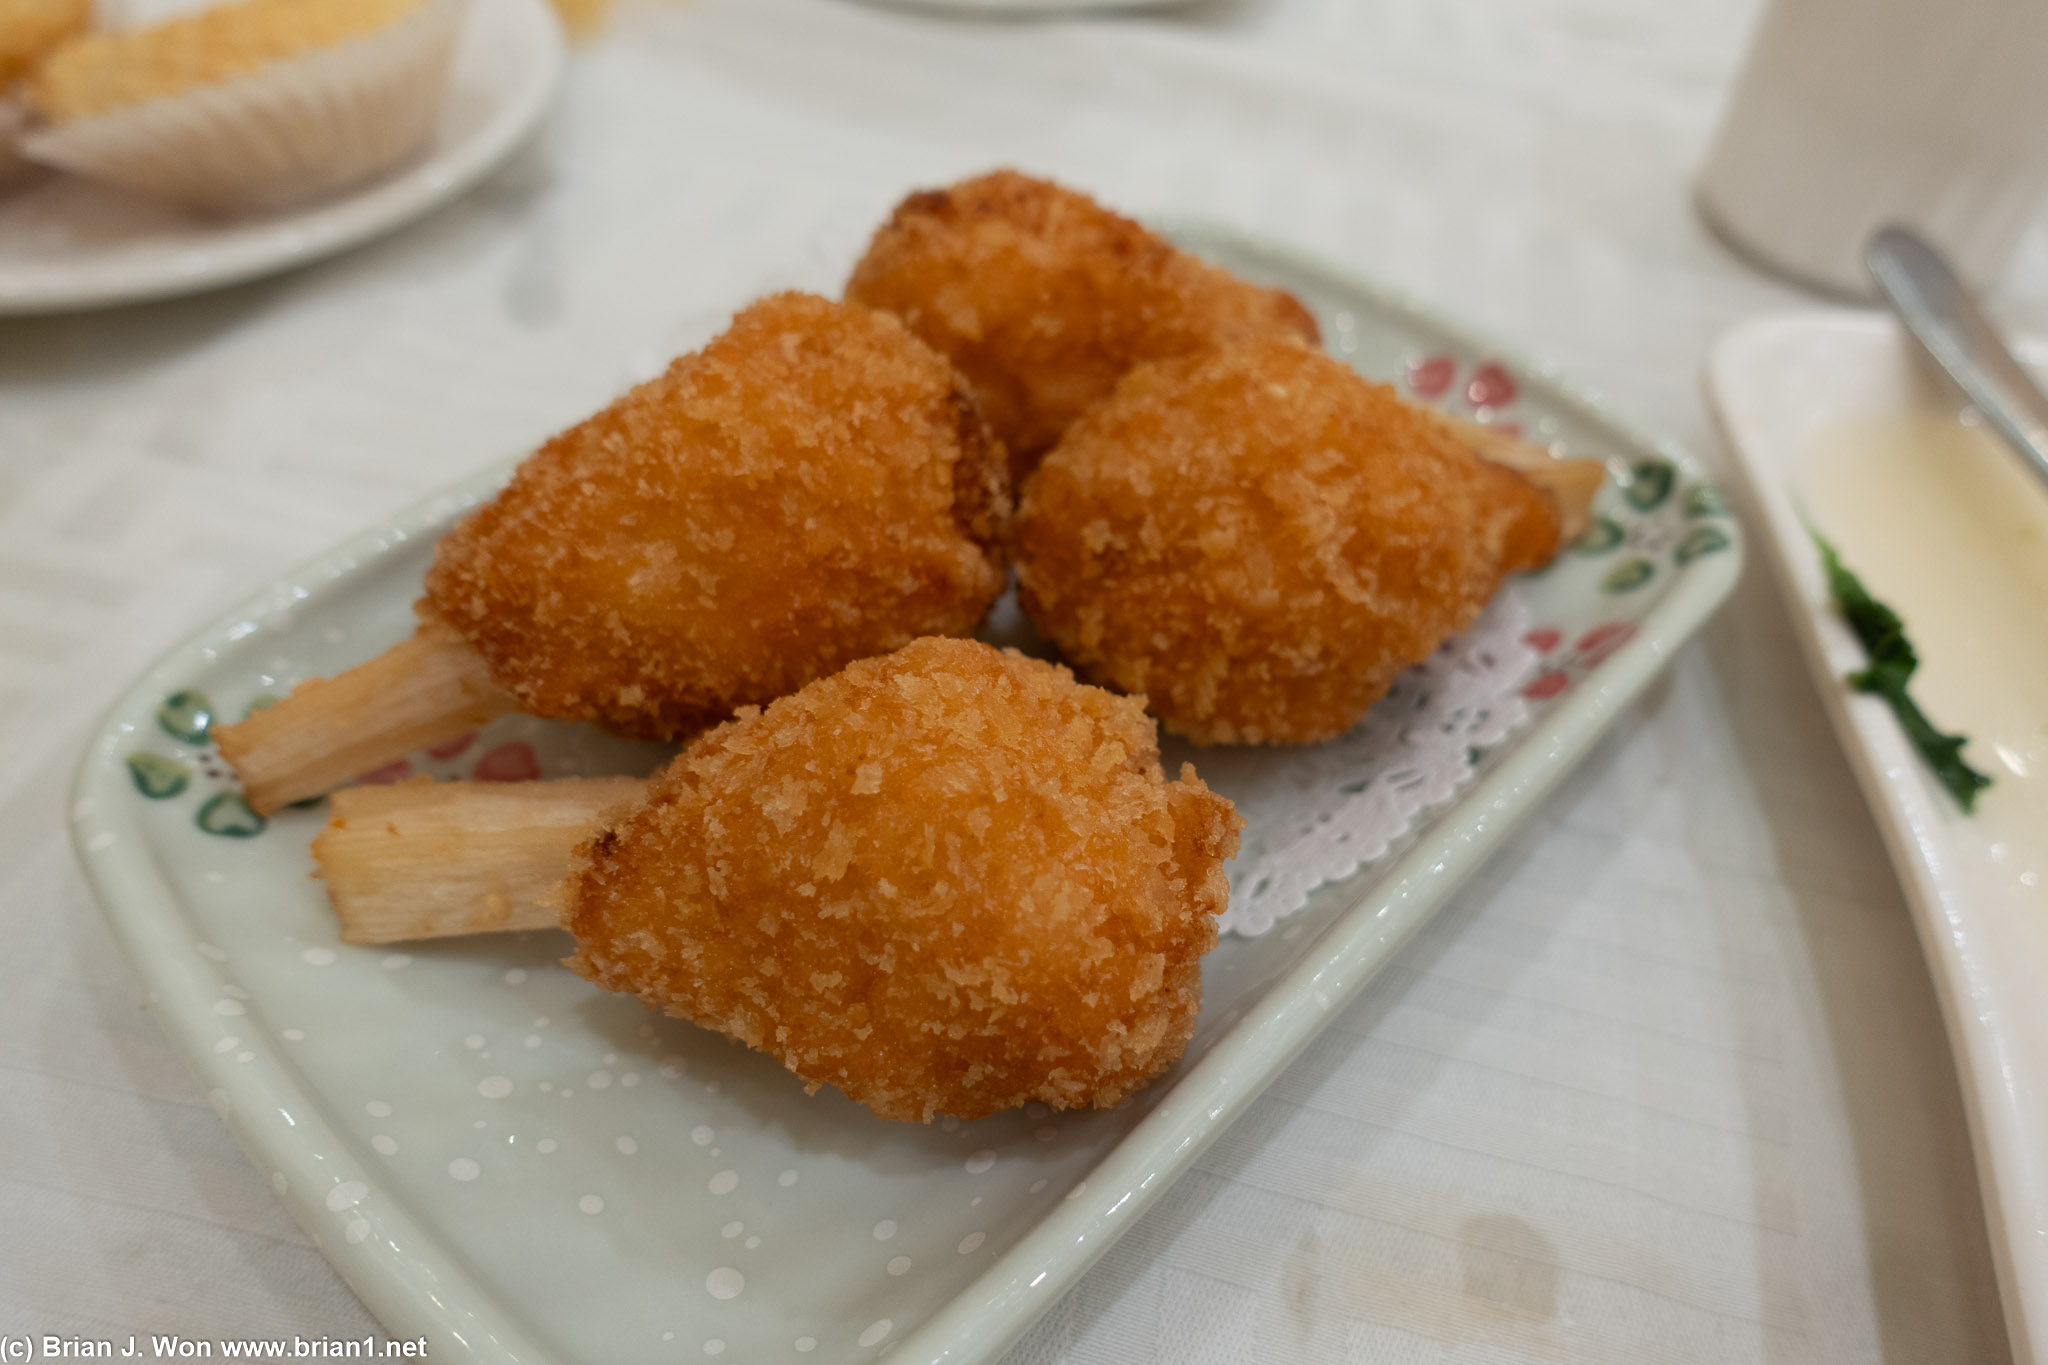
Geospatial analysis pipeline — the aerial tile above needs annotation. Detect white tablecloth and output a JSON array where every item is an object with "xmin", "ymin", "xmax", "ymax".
[{"xmin": 2, "ymin": 0, "xmax": 2034, "ymax": 1359}]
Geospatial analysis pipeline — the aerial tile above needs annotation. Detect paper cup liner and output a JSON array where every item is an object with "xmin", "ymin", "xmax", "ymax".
[{"xmin": 20, "ymin": 0, "xmax": 468, "ymax": 214}]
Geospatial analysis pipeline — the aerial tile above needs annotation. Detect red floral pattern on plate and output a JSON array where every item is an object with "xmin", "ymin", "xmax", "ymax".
[
  {"xmin": 474, "ymin": 740, "xmax": 541, "ymax": 782},
  {"xmin": 1466, "ymin": 362, "xmax": 1516, "ymax": 409},
  {"xmin": 1575, "ymin": 622, "xmax": 1637, "ymax": 668},
  {"xmin": 1408, "ymin": 354, "xmax": 1456, "ymax": 399},
  {"xmin": 427, "ymin": 732, "xmax": 477, "ymax": 760},
  {"xmin": 1519, "ymin": 620, "xmax": 1637, "ymax": 700}
]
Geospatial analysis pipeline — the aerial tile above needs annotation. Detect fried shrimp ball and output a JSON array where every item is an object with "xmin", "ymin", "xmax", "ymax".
[
  {"xmin": 1015, "ymin": 338, "xmax": 1565, "ymax": 746},
  {"xmin": 845, "ymin": 169, "xmax": 1320, "ymax": 482},
  {"xmin": 422, "ymin": 292, "xmax": 1011, "ymax": 741},
  {"xmin": 563, "ymin": 636, "xmax": 1242, "ymax": 1122}
]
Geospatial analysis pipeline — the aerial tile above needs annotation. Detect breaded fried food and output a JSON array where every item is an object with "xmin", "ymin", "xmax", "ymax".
[
  {"xmin": 0, "ymin": 0, "xmax": 89, "ymax": 90},
  {"xmin": 845, "ymin": 169, "xmax": 1320, "ymax": 482},
  {"xmin": 564, "ymin": 636, "xmax": 1242, "ymax": 1122},
  {"xmin": 422, "ymin": 292, "xmax": 1011, "ymax": 742},
  {"xmin": 29, "ymin": 0, "xmax": 422, "ymax": 120},
  {"xmin": 1015, "ymin": 338, "xmax": 1566, "ymax": 746}
]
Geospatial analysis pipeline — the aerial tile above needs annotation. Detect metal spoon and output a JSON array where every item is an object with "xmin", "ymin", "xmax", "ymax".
[{"xmin": 1866, "ymin": 224, "xmax": 2048, "ymax": 494}]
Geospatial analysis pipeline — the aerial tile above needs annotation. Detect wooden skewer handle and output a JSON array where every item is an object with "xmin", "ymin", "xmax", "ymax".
[
  {"xmin": 216, "ymin": 623, "xmax": 517, "ymax": 814},
  {"xmin": 312, "ymin": 777, "xmax": 644, "ymax": 945},
  {"xmin": 1432, "ymin": 409, "xmax": 1606, "ymax": 546}
]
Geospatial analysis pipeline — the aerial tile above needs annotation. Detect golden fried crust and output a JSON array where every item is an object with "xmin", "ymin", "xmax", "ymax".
[
  {"xmin": 1015, "ymin": 339, "xmax": 1562, "ymax": 746},
  {"xmin": 0, "ymin": 0, "xmax": 89, "ymax": 89},
  {"xmin": 28, "ymin": 0, "xmax": 422, "ymax": 119},
  {"xmin": 845, "ymin": 169, "xmax": 1320, "ymax": 483},
  {"xmin": 422, "ymin": 293, "xmax": 1012, "ymax": 741},
  {"xmin": 563, "ymin": 637, "xmax": 1242, "ymax": 1123}
]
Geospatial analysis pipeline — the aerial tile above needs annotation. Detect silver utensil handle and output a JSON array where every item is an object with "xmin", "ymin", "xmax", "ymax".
[{"xmin": 1866, "ymin": 225, "xmax": 2048, "ymax": 494}]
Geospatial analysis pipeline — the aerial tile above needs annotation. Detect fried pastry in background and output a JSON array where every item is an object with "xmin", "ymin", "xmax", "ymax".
[
  {"xmin": 219, "ymin": 292, "xmax": 1010, "ymax": 813},
  {"xmin": 22, "ymin": 0, "xmax": 461, "ymax": 211},
  {"xmin": 1016, "ymin": 337, "xmax": 1580, "ymax": 746},
  {"xmin": 845, "ymin": 169, "xmax": 1320, "ymax": 483},
  {"xmin": 545, "ymin": 0, "xmax": 614, "ymax": 39},
  {"xmin": 564, "ymin": 637, "xmax": 1241, "ymax": 1123},
  {"xmin": 0, "ymin": 0, "xmax": 87, "ymax": 88},
  {"xmin": 28, "ymin": 0, "xmax": 428, "ymax": 120},
  {"xmin": 0, "ymin": 0, "xmax": 87, "ymax": 187}
]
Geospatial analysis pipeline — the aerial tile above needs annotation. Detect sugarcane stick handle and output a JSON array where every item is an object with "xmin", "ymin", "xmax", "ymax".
[{"xmin": 311, "ymin": 776, "xmax": 644, "ymax": 945}]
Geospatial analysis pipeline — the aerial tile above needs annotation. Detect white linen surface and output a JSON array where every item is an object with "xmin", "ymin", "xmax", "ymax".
[{"xmin": 1, "ymin": 0, "xmax": 2035, "ymax": 1359}]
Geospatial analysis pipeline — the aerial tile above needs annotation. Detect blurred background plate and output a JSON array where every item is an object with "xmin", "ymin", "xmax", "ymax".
[{"xmin": 0, "ymin": 0, "xmax": 562, "ymax": 317}]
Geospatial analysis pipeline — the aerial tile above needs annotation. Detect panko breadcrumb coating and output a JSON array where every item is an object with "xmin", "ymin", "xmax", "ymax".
[
  {"xmin": 0, "ymin": 0, "xmax": 87, "ymax": 89},
  {"xmin": 423, "ymin": 292, "xmax": 1011, "ymax": 741},
  {"xmin": 29, "ymin": 0, "xmax": 424, "ymax": 121},
  {"xmin": 564, "ymin": 637, "xmax": 1242, "ymax": 1123},
  {"xmin": 1016, "ymin": 338, "xmax": 1564, "ymax": 746},
  {"xmin": 845, "ymin": 169, "xmax": 1320, "ymax": 483}
]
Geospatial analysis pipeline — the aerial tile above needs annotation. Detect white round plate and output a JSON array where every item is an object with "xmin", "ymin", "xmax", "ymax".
[{"xmin": 0, "ymin": 0, "xmax": 563, "ymax": 317}]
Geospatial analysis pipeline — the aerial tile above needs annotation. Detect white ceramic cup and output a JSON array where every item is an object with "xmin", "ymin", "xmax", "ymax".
[{"xmin": 1697, "ymin": 0, "xmax": 2048, "ymax": 298}]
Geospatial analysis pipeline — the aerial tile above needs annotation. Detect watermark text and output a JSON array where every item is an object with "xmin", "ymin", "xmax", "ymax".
[{"xmin": 0, "ymin": 1337, "xmax": 428, "ymax": 1360}]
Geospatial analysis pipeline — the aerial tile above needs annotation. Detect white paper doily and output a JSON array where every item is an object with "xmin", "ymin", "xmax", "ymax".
[{"xmin": 1160, "ymin": 588, "xmax": 1538, "ymax": 939}]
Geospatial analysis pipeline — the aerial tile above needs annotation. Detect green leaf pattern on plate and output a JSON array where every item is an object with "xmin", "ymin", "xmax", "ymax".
[
  {"xmin": 1562, "ymin": 461, "xmax": 1732, "ymax": 591},
  {"xmin": 1683, "ymin": 483, "xmax": 1729, "ymax": 518},
  {"xmin": 157, "ymin": 689, "xmax": 215, "ymax": 744},
  {"xmin": 126, "ymin": 752, "xmax": 190, "ymax": 799},
  {"xmin": 1623, "ymin": 460, "xmax": 1675, "ymax": 511},
  {"xmin": 1602, "ymin": 558, "xmax": 1655, "ymax": 593},
  {"xmin": 134, "ymin": 689, "xmax": 272, "ymax": 837},
  {"xmin": 196, "ymin": 792, "xmax": 266, "ymax": 838},
  {"xmin": 1573, "ymin": 515, "xmax": 1625, "ymax": 555},
  {"xmin": 1675, "ymin": 525, "xmax": 1732, "ymax": 565}
]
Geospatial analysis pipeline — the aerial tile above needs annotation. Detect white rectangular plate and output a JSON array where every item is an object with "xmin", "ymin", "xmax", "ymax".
[
  {"xmin": 70, "ymin": 231, "xmax": 1741, "ymax": 1365},
  {"xmin": 1708, "ymin": 310, "xmax": 2048, "ymax": 1365}
]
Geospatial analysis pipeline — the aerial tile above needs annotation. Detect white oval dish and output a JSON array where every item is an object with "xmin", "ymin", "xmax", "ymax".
[
  {"xmin": 0, "ymin": 0, "xmax": 562, "ymax": 317},
  {"xmin": 69, "ymin": 231, "xmax": 1741, "ymax": 1364}
]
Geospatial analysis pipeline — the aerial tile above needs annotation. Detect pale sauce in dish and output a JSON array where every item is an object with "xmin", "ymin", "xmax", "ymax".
[{"xmin": 1803, "ymin": 408, "xmax": 2048, "ymax": 902}]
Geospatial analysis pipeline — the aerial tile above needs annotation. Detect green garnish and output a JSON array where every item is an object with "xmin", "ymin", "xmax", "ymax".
[{"xmin": 1815, "ymin": 534, "xmax": 1992, "ymax": 813}]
